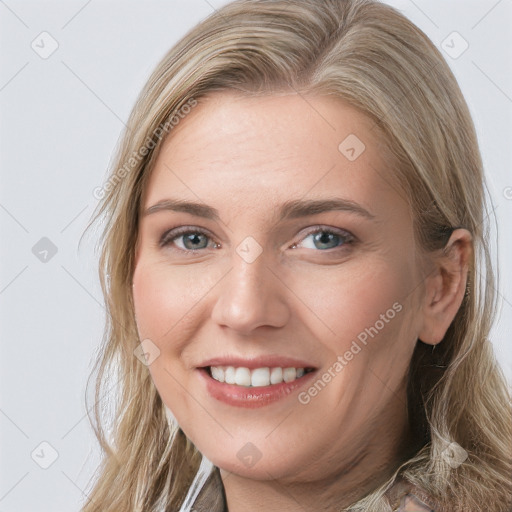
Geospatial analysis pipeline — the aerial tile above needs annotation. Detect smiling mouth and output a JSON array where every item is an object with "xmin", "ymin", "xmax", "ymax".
[{"xmin": 204, "ymin": 365, "xmax": 316, "ymax": 387}]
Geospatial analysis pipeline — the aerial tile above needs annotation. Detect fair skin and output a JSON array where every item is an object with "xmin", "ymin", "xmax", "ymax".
[{"xmin": 132, "ymin": 91, "xmax": 471, "ymax": 511}]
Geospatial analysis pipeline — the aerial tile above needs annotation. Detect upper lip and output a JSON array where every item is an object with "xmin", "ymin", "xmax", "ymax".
[{"xmin": 198, "ymin": 355, "xmax": 318, "ymax": 370}]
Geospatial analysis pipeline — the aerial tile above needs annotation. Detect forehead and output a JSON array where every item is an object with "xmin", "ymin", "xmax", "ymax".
[{"xmin": 143, "ymin": 91, "xmax": 404, "ymax": 221}]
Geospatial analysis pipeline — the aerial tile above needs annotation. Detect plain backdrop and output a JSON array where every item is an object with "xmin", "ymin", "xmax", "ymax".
[{"xmin": 1, "ymin": 1, "xmax": 511, "ymax": 510}]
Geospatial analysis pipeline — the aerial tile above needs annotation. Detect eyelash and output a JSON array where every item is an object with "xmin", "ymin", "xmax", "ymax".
[{"xmin": 158, "ymin": 225, "xmax": 356, "ymax": 254}]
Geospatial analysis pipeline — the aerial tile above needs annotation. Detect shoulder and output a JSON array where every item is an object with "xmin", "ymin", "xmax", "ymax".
[
  {"xmin": 191, "ymin": 466, "xmax": 227, "ymax": 512},
  {"xmin": 386, "ymin": 477, "xmax": 438, "ymax": 511},
  {"xmin": 398, "ymin": 491, "xmax": 436, "ymax": 511}
]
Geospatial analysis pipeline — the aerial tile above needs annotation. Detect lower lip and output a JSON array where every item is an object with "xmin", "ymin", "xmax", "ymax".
[{"xmin": 197, "ymin": 368, "xmax": 317, "ymax": 408}]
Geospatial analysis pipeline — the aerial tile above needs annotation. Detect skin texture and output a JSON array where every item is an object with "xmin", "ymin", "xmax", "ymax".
[{"xmin": 132, "ymin": 92, "xmax": 471, "ymax": 511}]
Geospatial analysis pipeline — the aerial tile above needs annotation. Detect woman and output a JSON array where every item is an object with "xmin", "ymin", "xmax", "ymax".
[{"xmin": 82, "ymin": 0, "xmax": 512, "ymax": 510}]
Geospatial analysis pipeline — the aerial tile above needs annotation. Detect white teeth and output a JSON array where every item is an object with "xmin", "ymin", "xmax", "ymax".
[
  {"xmin": 251, "ymin": 367, "xmax": 270, "ymax": 387},
  {"xmin": 211, "ymin": 366, "xmax": 225, "ymax": 383},
  {"xmin": 209, "ymin": 365, "xmax": 308, "ymax": 387},
  {"xmin": 270, "ymin": 367, "xmax": 283, "ymax": 384},
  {"xmin": 225, "ymin": 366, "xmax": 236, "ymax": 384},
  {"xmin": 283, "ymin": 367, "xmax": 296, "ymax": 382},
  {"xmin": 235, "ymin": 367, "xmax": 251, "ymax": 386}
]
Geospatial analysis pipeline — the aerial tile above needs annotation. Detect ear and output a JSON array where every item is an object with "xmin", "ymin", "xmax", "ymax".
[{"xmin": 418, "ymin": 228, "xmax": 472, "ymax": 346}]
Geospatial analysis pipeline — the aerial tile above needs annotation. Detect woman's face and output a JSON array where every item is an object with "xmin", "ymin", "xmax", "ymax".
[{"xmin": 132, "ymin": 92, "xmax": 428, "ymax": 482}]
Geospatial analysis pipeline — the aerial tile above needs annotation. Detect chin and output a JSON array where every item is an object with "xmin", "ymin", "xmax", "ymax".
[{"xmin": 200, "ymin": 437, "xmax": 317, "ymax": 482}]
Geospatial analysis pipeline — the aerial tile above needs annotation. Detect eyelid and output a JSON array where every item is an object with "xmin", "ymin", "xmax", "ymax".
[{"xmin": 296, "ymin": 225, "xmax": 354, "ymax": 240}]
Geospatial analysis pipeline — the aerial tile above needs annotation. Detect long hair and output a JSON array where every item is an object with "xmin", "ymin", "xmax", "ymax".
[{"xmin": 81, "ymin": 1, "xmax": 512, "ymax": 510}]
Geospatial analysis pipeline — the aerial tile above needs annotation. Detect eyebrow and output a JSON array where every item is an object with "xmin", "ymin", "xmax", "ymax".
[{"xmin": 142, "ymin": 197, "xmax": 375, "ymax": 221}]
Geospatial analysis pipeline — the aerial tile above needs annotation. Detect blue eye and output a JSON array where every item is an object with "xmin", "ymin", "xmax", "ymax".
[
  {"xmin": 160, "ymin": 227, "xmax": 217, "ymax": 251},
  {"xmin": 293, "ymin": 228, "xmax": 354, "ymax": 251},
  {"xmin": 177, "ymin": 232, "xmax": 209, "ymax": 250}
]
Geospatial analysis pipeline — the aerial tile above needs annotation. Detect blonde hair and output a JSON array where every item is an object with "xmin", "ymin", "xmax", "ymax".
[{"xmin": 82, "ymin": 1, "xmax": 512, "ymax": 510}]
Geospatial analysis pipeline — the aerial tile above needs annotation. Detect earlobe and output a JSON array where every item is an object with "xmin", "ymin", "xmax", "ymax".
[{"xmin": 418, "ymin": 229, "xmax": 472, "ymax": 346}]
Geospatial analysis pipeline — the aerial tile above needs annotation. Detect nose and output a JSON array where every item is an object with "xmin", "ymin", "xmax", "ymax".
[{"xmin": 210, "ymin": 252, "xmax": 290, "ymax": 335}]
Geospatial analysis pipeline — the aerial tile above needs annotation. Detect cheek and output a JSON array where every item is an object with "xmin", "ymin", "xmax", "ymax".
[
  {"xmin": 132, "ymin": 265, "xmax": 171, "ymax": 341},
  {"xmin": 131, "ymin": 261, "xmax": 204, "ymax": 419},
  {"xmin": 291, "ymin": 256, "xmax": 418, "ymax": 357},
  {"xmin": 132, "ymin": 260, "xmax": 213, "ymax": 343},
  {"xmin": 287, "ymin": 263, "xmax": 418, "ymax": 441}
]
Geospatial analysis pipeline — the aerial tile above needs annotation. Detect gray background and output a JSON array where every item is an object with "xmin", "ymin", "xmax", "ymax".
[{"xmin": 1, "ymin": 1, "xmax": 511, "ymax": 510}]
